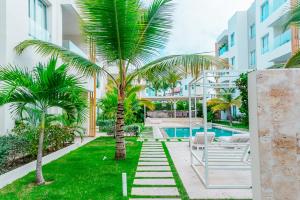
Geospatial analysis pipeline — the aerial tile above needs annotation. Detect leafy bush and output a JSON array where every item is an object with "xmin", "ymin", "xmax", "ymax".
[
  {"xmin": 97, "ymin": 119, "xmax": 115, "ymax": 135},
  {"xmin": 235, "ymin": 73, "xmax": 249, "ymax": 125},
  {"xmin": 0, "ymin": 135, "xmax": 29, "ymax": 173},
  {"xmin": 46, "ymin": 125, "xmax": 75, "ymax": 151},
  {"xmin": 124, "ymin": 125, "xmax": 140, "ymax": 136}
]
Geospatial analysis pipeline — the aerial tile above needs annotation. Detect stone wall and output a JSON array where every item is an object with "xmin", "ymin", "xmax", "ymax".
[{"xmin": 249, "ymin": 69, "xmax": 300, "ymax": 200}]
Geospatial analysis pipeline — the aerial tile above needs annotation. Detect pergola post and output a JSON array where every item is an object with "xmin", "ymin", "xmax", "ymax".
[
  {"xmin": 194, "ymin": 97, "xmax": 197, "ymax": 118},
  {"xmin": 202, "ymin": 71, "xmax": 209, "ymax": 184},
  {"xmin": 173, "ymin": 101, "xmax": 177, "ymax": 118}
]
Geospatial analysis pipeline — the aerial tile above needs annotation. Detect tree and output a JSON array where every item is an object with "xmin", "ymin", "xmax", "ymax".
[
  {"xmin": 235, "ymin": 73, "xmax": 248, "ymax": 125},
  {"xmin": 15, "ymin": 0, "xmax": 226, "ymax": 160},
  {"xmin": 207, "ymin": 89, "xmax": 241, "ymax": 126},
  {"xmin": 0, "ymin": 57, "xmax": 87, "ymax": 185},
  {"xmin": 284, "ymin": 2, "xmax": 300, "ymax": 67},
  {"xmin": 164, "ymin": 69, "xmax": 183, "ymax": 96}
]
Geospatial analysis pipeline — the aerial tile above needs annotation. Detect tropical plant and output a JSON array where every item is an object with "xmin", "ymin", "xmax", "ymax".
[
  {"xmin": 0, "ymin": 57, "xmax": 87, "ymax": 185},
  {"xmin": 15, "ymin": 0, "xmax": 226, "ymax": 160},
  {"xmin": 207, "ymin": 89, "xmax": 241, "ymax": 126},
  {"xmin": 163, "ymin": 68, "xmax": 183, "ymax": 96},
  {"xmin": 98, "ymin": 81, "xmax": 154, "ymax": 125},
  {"xmin": 235, "ymin": 73, "xmax": 248, "ymax": 125},
  {"xmin": 284, "ymin": 2, "xmax": 300, "ymax": 67}
]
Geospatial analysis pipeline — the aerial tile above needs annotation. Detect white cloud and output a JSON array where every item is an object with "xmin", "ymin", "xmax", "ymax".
[{"xmin": 163, "ymin": 0, "xmax": 254, "ymax": 55}]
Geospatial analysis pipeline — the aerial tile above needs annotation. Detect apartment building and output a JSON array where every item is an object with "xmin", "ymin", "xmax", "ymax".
[
  {"xmin": 216, "ymin": 0, "xmax": 299, "ymax": 70},
  {"xmin": 0, "ymin": 0, "xmax": 107, "ymax": 135}
]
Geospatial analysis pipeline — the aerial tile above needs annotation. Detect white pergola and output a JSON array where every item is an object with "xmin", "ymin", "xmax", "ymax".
[{"xmin": 188, "ymin": 69, "xmax": 251, "ymax": 189}]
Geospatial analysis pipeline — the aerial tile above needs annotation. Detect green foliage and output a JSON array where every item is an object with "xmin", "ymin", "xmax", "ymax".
[
  {"xmin": 97, "ymin": 119, "xmax": 116, "ymax": 135},
  {"xmin": 124, "ymin": 124, "xmax": 140, "ymax": 136},
  {"xmin": 176, "ymin": 101, "xmax": 188, "ymax": 110},
  {"xmin": 0, "ymin": 135, "xmax": 28, "ymax": 173},
  {"xmin": 153, "ymin": 102, "xmax": 172, "ymax": 110},
  {"xmin": 235, "ymin": 73, "xmax": 249, "ymax": 125}
]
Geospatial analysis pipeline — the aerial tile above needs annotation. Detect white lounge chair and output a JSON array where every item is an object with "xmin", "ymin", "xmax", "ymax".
[
  {"xmin": 218, "ymin": 133, "xmax": 250, "ymax": 143},
  {"xmin": 190, "ymin": 132, "xmax": 215, "ymax": 150}
]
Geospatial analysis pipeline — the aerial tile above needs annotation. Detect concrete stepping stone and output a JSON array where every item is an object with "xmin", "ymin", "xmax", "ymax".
[
  {"xmin": 138, "ymin": 162, "xmax": 169, "ymax": 166},
  {"xmin": 131, "ymin": 187, "xmax": 179, "ymax": 196},
  {"xmin": 137, "ymin": 166, "xmax": 171, "ymax": 171},
  {"xmin": 130, "ymin": 199, "xmax": 180, "ymax": 200},
  {"xmin": 140, "ymin": 152, "xmax": 165, "ymax": 155},
  {"xmin": 139, "ymin": 158, "xmax": 168, "ymax": 162},
  {"xmin": 141, "ymin": 149, "xmax": 164, "ymax": 152},
  {"xmin": 134, "ymin": 178, "xmax": 176, "ymax": 185},
  {"xmin": 140, "ymin": 155, "xmax": 166, "ymax": 158},
  {"xmin": 135, "ymin": 172, "xmax": 173, "ymax": 178}
]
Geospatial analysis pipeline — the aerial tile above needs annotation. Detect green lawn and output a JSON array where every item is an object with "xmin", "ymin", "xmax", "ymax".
[
  {"xmin": 0, "ymin": 137, "xmax": 141, "ymax": 200},
  {"xmin": 214, "ymin": 120, "xmax": 249, "ymax": 131}
]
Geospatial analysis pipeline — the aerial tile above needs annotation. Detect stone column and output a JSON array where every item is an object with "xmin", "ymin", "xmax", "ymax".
[{"xmin": 248, "ymin": 70, "xmax": 300, "ymax": 200}]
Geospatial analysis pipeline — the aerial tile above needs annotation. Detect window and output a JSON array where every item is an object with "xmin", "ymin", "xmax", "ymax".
[
  {"xmin": 230, "ymin": 33, "xmax": 235, "ymax": 47},
  {"xmin": 231, "ymin": 56, "xmax": 235, "ymax": 66},
  {"xmin": 250, "ymin": 50, "xmax": 256, "ymax": 67},
  {"xmin": 28, "ymin": 0, "xmax": 50, "ymax": 41},
  {"xmin": 249, "ymin": 24, "xmax": 256, "ymax": 39},
  {"xmin": 261, "ymin": 1, "xmax": 269, "ymax": 22},
  {"xmin": 261, "ymin": 34, "xmax": 269, "ymax": 54},
  {"xmin": 185, "ymin": 85, "xmax": 187, "ymax": 90}
]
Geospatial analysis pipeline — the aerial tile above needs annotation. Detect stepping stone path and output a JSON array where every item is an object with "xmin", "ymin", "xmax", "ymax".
[{"xmin": 130, "ymin": 142, "xmax": 181, "ymax": 200}]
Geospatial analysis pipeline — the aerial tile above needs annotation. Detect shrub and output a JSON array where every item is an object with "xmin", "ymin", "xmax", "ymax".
[
  {"xmin": 124, "ymin": 125, "xmax": 140, "ymax": 136},
  {"xmin": 0, "ymin": 135, "xmax": 28, "ymax": 173},
  {"xmin": 46, "ymin": 125, "xmax": 75, "ymax": 151},
  {"xmin": 97, "ymin": 119, "xmax": 115, "ymax": 135}
]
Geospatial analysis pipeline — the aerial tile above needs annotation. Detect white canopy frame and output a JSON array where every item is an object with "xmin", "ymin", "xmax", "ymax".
[{"xmin": 188, "ymin": 69, "xmax": 251, "ymax": 189}]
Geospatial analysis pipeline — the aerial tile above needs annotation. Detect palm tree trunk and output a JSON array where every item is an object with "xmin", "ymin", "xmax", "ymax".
[
  {"xmin": 227, "ymin": 107, "xmax": 233, "ymax": 126},
  {"xmin": 115, "ymin": 95, "xmax": 126, "ymax": 160},
  {"xmin": 36, "ymin": 111, "xmax": 46, "ymax": 185}
]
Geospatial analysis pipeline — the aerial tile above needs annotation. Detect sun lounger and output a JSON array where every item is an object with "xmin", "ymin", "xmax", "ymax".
[{"xmin": 190, "ymin": 132, "xmax": 215, "ymax": 150}]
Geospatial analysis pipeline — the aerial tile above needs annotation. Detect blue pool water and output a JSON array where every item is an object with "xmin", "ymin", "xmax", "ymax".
[{"xmin": 163, "ymin": 127, "xmax": 238, "ymax": 138}]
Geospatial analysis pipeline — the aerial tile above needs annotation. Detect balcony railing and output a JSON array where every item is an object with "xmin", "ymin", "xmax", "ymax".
[
  {"xmin": 63, "ymin": 40, "xmax": 87, "ymax": 58},
  {"xmin": 273, "ymin": 0, "xmax": 287, "ymax": 12},
  {"xmin": 218, "ymin": 45, "xmax": 228, "ymax": 56},
  {"xmin": 274, "ymin": 29, "xmax": 291, "ymax": 48},
  {"xmin": 29, "ymin": 18, "xmax": 51, "ymax": 42}
]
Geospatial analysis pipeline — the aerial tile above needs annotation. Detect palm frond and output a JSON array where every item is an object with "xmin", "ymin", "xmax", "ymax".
[
  {"xmin": 210, "ymin": 103, "xmax": 229, "ymax": 113},
  {"xmin": 133, "ymin": 54, "xmax": 228, "ymax": 80},
  {"xmin": 15, "ymin": 39, "xmax": 116, "ymax": 82},
  {"xmin": 285, "ymin": 49, "xmax": 300, "ymax": 68},
  {"xmin": 284, "ymin": 2, "xmax": 300, "ymax": 30},
  {"xmin": 139, "ymin": 99, "xmax": 155, "ymax": 110},
  {"xmin": 207, "ymin": 98, "xmax": 225, "ymax": 106}
]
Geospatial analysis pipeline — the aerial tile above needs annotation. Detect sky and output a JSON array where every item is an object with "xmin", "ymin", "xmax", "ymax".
[{"xmin": 163, "ymin": 0, "xmax": 254, "ymax": 56}]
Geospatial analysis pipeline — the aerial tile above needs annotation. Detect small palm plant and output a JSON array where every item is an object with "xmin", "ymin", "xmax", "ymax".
[
  {"xmin": 15, "ymin": 0, "xmax": 226, "ymax": 160},
  {"xmin": 284, "ymin": 2, "xmax": 300, "ymax": 67},
  {"xmin": 207, "ymin": 89, "xmax": 241, "ymax": 126},
  {"xmin": 0, "ymin": 57, "xmax": 87, "ymax": 185}
]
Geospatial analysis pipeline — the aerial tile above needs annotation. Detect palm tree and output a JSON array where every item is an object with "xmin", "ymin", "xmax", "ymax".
[
  {"xmin": 207, "ymin": 89, "xmax": 241, "ymax": 126},
  {"xmin": 0, "ymin": 57, "xmax": 87, "ymax": 185},
  {"xmin": 15, "ymin": 0, "xmax": 226, "ymax": 160},
  {"xmin": 284, "ymin": 2, "xmax": 300, "ymax": 67},
  {"xmin": 164, "ymin": 69, "xmax": 183, "ymax": 96}
]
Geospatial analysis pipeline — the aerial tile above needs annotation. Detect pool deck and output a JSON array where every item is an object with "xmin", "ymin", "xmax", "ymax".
[{"xmin": 166, "ymin": 142, "xmax": 252, "ymax": 199}]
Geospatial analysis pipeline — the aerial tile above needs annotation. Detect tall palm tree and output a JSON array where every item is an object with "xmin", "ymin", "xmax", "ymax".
[
  {"xmin": 15, "ymin": 0, "xmax": 226, "ymax": 160},
  {"xmin": 0, "ymin": 57, "xmax": 87, "ymax": 185},
  {"xmin": 207, "ymin": 89, "xmax": 241, "ymax": 126},
  {"xmin": 285, "ymin": 2, "xmax": 300, "ymax": 67},
  {"xmin": 164, "ymin": 68, "xmax": 183, "ymax": 96}
]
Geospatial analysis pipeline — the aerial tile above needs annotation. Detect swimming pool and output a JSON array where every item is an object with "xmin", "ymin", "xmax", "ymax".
[{"xmin": 163, "ymin": 127, "xmax": 239, "ymax": 138}]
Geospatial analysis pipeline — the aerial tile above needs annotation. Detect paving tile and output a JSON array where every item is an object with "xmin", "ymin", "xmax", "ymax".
[
  {"xmin": 138, "ymin": 162, "xmax": 169, "ymax": 166},
  {"xmin": 131, "ymin": 187, "xmax": 179, "ymax": 196},
  {"xmin": 141, "ymin": 149, "xmax": 164, "ymax": 152},
  {"xmin": 140, "ymin": 155, "xmax": 166, "ymax": 158},
  {"xmin": 137, "ymin": 166, "xmax": 171, "ymax": 171},
  {"xmin": 139, "ymin": 158, "xmax": 168, "ymax": 162},
  {"xmin": 135, "ymin": 172, "xmax": 173, "ymax": 178},
  {"xmin": 134, "ymin": 178, "xmax": 176, "ymax": 185},
  {"xmin": 141, "ymin": 151, "xmax": 165, "ymax": 154},
  {"xmin": 130, "ymin": 199, "xmax": 180, "ymax": 200}
]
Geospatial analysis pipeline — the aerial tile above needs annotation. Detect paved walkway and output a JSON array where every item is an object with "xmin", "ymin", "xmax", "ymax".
[{"xmin": 130, "ymin": 141, "xmax": 181, "ymax": 200}]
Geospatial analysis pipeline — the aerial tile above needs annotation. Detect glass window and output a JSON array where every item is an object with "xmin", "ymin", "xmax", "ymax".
[
  {"xmin": 261, "ymin": 1, "xmax": 269, "ymax": 22},
  {"xmin": 185, "ymin": 85, "xmax": 187, "ymax": 90},
  {"xmin": 250, "ymin": 50, "xmax": 256, "ymax": 67},
  {"xmin": 249, "ymin": 24, "xmax": 256, "ymax": 39},
  {"xmin": 231, "ymin": 56, "xmax": 235, "ymax": 66},
  {"xmin": 230, "ymin": 33, "xmax": 235, "ymax": 47},
  {"xmin": 261, "ymin": 34, "xmax": 269, "ymax": 54}
]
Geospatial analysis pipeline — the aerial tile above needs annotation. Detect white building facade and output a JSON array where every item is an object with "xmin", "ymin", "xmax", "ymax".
[
  {"xmin": 0, "ymin": 0, "xmax": 107, "ymax": 135},
  {"xmin": 216, "ymin": 0, "xmax": 299, "ymax": 70}
]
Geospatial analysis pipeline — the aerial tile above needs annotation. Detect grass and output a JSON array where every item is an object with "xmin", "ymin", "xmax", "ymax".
[
  {"xmin": 140, "ymin": 126, "xmax": 153, "ymax": 138},
  {"xmin": 214, "ymin": 120, "xmax": 249, "ymax": 131},
  {"xmin": 0, "ymin": 137, "xmax": 142, "ymax": 200},
  {"xmin": 162, "ymin": 142, "xmax": 189, "ymax": 200}
]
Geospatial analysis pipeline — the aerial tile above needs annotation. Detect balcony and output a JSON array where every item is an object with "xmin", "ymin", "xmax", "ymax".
[
  {"xmin": 63, "ymin": 40, "xmax": 87, "ymax": 58},
  {"xmin": 218, "ymin": 45, "xmax": 228, "ymax": 56},
  {"xmin": 274, "ymin": 29, "xmax": 291, "ymax": 49},
  {"xmin": 29, "ymin": 18, "xmax": 51, "ymax": 42},
  {"xmin": 273, "ymin": 0, "xmax": 287, "ymax": 12}
]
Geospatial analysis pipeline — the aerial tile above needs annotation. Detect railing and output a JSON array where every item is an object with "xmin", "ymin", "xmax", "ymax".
[
  {"xmin": 273, "ymin": 0, "xmax": 287, "ymax": 12},
  {"xmin": 218, "ymin": 45, "xmax": 228, "ymax": 56},
  {"xmin": 274, "ymin": 29, "xmax": 291, "ymax": 48},
  {"xmin": 29, "ymin": 18, "xmax": 51, "ymax": 42},
  {"xmin": 63, "ymin": 40, "xmax": 87, "ymax": 58}
]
